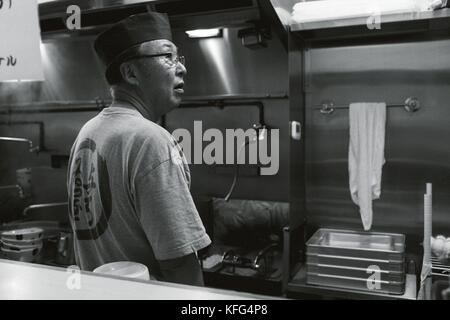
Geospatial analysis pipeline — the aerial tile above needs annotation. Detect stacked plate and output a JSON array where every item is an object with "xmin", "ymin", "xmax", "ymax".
[
  {"xmin": 0, "ymin": 227, "xmax": 44, "ymax": 263},
  {"xmin": 306, "ymin": 228, "xmax": 406, "ymax": 295}
]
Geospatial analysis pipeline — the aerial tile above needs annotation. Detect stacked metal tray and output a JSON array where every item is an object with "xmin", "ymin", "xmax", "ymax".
[{"xmin": 306, "ymin": 228, "xmax": 406, "ymax": 295}]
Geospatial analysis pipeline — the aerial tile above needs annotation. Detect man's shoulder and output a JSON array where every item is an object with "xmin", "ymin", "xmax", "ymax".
[
  {"xmin": 129, "ymin": 117, "xmax": 172, "ymax": 145},
  {"xmin": 99, "ymin": 107, "xmax": 171, "ymax": 141},
  {"xmin": 74, "ymin": 107, "xmax": 176, "ymax": 159},
  {"xmin": 117, "ymin": 115, "xmax": 176, "ymax": 161},
  {"xmin": 128, "ymin": 121, "xmax": 178, "ymax": 175}
]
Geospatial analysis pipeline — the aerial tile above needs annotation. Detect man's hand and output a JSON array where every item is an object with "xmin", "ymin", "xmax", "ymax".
[{"xmin": 159, "ymin": 253, "xmax": 204, "ymax": 286}]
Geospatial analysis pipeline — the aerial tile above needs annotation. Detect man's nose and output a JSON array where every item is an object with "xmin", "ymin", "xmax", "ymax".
[{"xmin": 176, "ymin": 61, "xmax": 187, "ymax": 76}]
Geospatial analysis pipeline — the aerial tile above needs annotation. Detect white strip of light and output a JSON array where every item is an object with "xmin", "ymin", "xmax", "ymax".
[{"xmin": 185, "ymin": 29, "xmax": 221, "ymax": 38}]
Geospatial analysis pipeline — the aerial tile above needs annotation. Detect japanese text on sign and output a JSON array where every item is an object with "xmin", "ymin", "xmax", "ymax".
[
  {"xmin": 0, "ymin": 0, "xmax": 43, "ymax": 81},
  {"xmin": 0, "ymin": 55, "xmax": 17, "ymax": 67}
]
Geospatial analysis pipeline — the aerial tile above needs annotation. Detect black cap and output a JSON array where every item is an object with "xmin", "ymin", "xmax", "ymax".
[{"xmin": 94, "ymin": 12, "xmax": 172, "ymax": 72}]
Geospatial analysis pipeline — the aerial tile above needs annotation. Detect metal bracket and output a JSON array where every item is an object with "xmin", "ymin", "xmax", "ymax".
[
  {"xmin": 404, "ymin": 97, "xmax": 420, "ymax": 113},
  {"xmin": 320, "ymin": 100, "xmax": 335, "ymax": 114}
]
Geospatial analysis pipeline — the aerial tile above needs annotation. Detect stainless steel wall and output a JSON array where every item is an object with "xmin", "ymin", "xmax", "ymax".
[
  {"xmin": 0, "ymin": 26, "xmax": 289, "ymax": 222},
  {"xmin": 0, "ymin": 40, "xmax": 110, "ymax": 103},
  {"xmin": 3, "ymin": 20, "xmax": 447, "ymax": 247},
  {"xmin": 305, "ymin": 39, "xmax": 450, "ymax": 244},
  {"xmin": 168, "ymin": 28, "xmax": 289, "ymax": 200}
]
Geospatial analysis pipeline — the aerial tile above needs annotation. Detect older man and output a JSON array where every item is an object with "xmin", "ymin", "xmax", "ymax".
[{"xmin": 67, "ymin": 12, "xmax": 211, "ymax": 286}]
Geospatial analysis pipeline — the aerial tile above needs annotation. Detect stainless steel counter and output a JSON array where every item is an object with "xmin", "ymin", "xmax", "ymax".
[{"xmin": 0, "ymin": 259, "xmax": 280, "ymax": 300}]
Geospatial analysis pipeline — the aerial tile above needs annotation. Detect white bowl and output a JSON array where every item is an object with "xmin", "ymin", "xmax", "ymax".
[
  {"xmin": 1, "ymin": 238, "xmax": 43, "ymax": 251},
  {"xmin": 1, "ymin": 246, "xmax": 42, "ymax": 262},
  {"xmin": 1, "ymin": 228, "xmax": 44, "ymax": 241},
  {"xmin": 93, "ymin": 261, "xmax": 150, "ymax": 281}
]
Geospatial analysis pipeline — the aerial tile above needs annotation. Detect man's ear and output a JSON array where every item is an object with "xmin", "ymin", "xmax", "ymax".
[{"xmin": 120, "ymin": 61, "xmax": 139, "ymax": 86}]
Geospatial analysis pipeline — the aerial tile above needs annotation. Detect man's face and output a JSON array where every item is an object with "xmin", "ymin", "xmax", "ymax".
[{"xmin": 132, "ymin": 39, "xmax": 187, "ymax": 118}]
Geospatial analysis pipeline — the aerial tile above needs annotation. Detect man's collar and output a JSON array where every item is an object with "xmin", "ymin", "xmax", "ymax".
[{"xmin": 110, "ymin": 86, "xmax": 152, "ymax": 120}]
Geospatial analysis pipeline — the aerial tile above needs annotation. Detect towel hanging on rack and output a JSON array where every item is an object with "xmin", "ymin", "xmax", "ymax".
[
  {"xmin": 315, "ymin": 97, "xmax": 420, "ymax": 115},
  {"xmin": 348, "ymin": 102, "xmax": 386, "ymax": 231}
]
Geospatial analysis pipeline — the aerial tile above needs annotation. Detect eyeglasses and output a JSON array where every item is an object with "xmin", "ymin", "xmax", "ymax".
[{"xmin": 125, "ymin": 52, "xmax": 185, "ymax": 68}]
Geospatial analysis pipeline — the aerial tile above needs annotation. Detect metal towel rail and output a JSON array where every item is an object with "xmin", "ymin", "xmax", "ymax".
[{"xmin": 315, "ymin": 96, "xmax": 420, "ymax": 115}]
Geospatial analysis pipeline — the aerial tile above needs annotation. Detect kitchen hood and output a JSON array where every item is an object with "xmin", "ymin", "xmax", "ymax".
[{"xmin": 38, "ymin": 0, "xmax": 285, "ymax": 44}]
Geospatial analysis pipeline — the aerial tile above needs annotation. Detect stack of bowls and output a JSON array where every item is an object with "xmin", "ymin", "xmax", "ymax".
[{"xmin": 0, "ymin": 227, "xmax": 44, "ymax": 263}]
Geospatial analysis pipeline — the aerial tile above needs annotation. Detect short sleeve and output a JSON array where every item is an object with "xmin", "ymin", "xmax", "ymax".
[{"xmin": 134, "ymin": 158, "xmax": 211, "ymax": 261}]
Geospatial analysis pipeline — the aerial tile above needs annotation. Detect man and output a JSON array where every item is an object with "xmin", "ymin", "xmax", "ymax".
[{"xmin": 67, "ymin": 12, "xmax": 211, "ymax": 286}]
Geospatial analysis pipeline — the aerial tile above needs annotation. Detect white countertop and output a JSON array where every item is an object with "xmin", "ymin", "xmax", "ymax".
[{"xmin": 0, "ymin": 259, "xmax": 279, "ymax": 300}]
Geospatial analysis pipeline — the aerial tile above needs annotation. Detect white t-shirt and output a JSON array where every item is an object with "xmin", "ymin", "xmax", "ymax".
[{"xmin": 67, "ymin": 102, "xmax": 211, "ymax": 279}]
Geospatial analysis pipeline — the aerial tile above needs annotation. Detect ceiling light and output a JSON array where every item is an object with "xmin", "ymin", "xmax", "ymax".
[{"xmin": 185, "ymin": 29, "xmax": 222, "ymax": 39}]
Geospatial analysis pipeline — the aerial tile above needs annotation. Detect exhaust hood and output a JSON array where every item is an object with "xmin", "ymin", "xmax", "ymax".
[{"xmin": 39, "ymin": 0, "xmax": 267, "ymax": 39}]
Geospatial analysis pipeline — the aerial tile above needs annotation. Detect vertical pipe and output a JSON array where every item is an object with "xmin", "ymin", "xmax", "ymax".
[
  {"xmin": 282, "ymin": 226, "xmax": 290, "ymax": 295},
  {"xmin": 424, "ymin": 194, "xmax": 432, "ymax": 265},
  {"xmin": 422, "ymin": 183, "xmax": 433, "ymax": 300}
]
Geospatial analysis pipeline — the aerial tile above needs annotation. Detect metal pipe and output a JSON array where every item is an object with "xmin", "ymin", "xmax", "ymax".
[
  {"xmin": 0, "ymin": 94, "xmax": 287, "ymax": 115},
  {"xmin": 179, "ymin": 100, "xmax": 266, "ymax": 127},
  {"xmin": 0, "ymin": 121, "xmax": 46, "ymax": 152},
  {"xmin": 179, "ymin": 100, "xmax": 269, "ymax": 201},
  {"xmin": 0, "ymin": 100, "xmax": 106, "ymax": 108},
  {"xmin": 0, "ymin": 99, "xmax": 107, "ymax": 115},
  {"xmin": 22, "ymin": 202, "xmax": 68, "ymax": 217},
  {"xmin": 0, "ymin": 137, "xmax": 40, "ymax": 153},
  {"xmin": 282, "ymin": 226, "xmax": 290, "ymax": 294},
  {"xmin": 223, "ymin": 124, "xmax": 267, "ymax": 201},
  {"xmin": 0, "ymin": 106, "xmax": 102, "ymax": 115},
  {"xmin": 182, "ymin": 93, "xmax": 288, "ymax": 101},
  {"xmin": 253, "ymin": 243, "xmax": 278, "ymax": 276},
  {"xmin": 315, "ymin": 97, "xmax": 421, "ymax": 115}
]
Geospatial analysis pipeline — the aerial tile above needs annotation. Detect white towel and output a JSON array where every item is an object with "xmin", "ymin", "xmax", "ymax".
[{"xmin": 349, "ymin": 103, "xmax": 386, "ymax": 231}]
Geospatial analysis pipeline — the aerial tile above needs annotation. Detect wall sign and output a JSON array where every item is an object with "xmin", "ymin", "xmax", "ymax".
[{"xmin": 0, "ymin": 0, "xmax": 44, "ymax": 82}]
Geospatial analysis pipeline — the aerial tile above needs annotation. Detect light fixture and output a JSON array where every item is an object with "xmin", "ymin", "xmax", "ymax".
[
  {"xmin": 237, "ymin": 23, "xmax": 271, "ymax": 49},
  {"xmin": 1, "ymin": 79, "xmax": 41, "ymax": 82},
  {"xmin": 185, "ymin": 28, "xmax": 222, "ymax": 39}
]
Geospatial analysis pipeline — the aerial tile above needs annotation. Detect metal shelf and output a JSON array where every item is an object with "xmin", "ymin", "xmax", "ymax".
[
  {"xmin": 287, "ymin": 265, "xmax": 417, "ymax": 300},
  {"xmin": 290, "ymin": 8, "xmax": 450, "ymax": 42}
]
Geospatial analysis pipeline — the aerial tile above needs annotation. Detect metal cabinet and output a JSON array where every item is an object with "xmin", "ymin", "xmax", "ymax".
[{"xmin": 283, "ymin": 8, "xmax": 450, "ymax": 299}]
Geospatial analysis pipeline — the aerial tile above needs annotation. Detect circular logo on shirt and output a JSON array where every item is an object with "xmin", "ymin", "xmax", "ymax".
[{"xmin": 70, "ymin": 138, "xmax": 112, "ymax": 240}]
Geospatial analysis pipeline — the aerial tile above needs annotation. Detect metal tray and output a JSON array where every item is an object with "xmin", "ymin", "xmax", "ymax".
[
  {"xmin": 306, "ymin": 228, "xmax": 405, "ymax": 261},
  {"xmin": 307, "ymin": 263, "xmax": 405, "ymax": 283},
  {"xmin": 306, "ymin": 272, "xmax": 405, "ymax": 295},
  {"xmin": 306, "ymin": 253, "xmax": 405, "ymax": 272}
]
